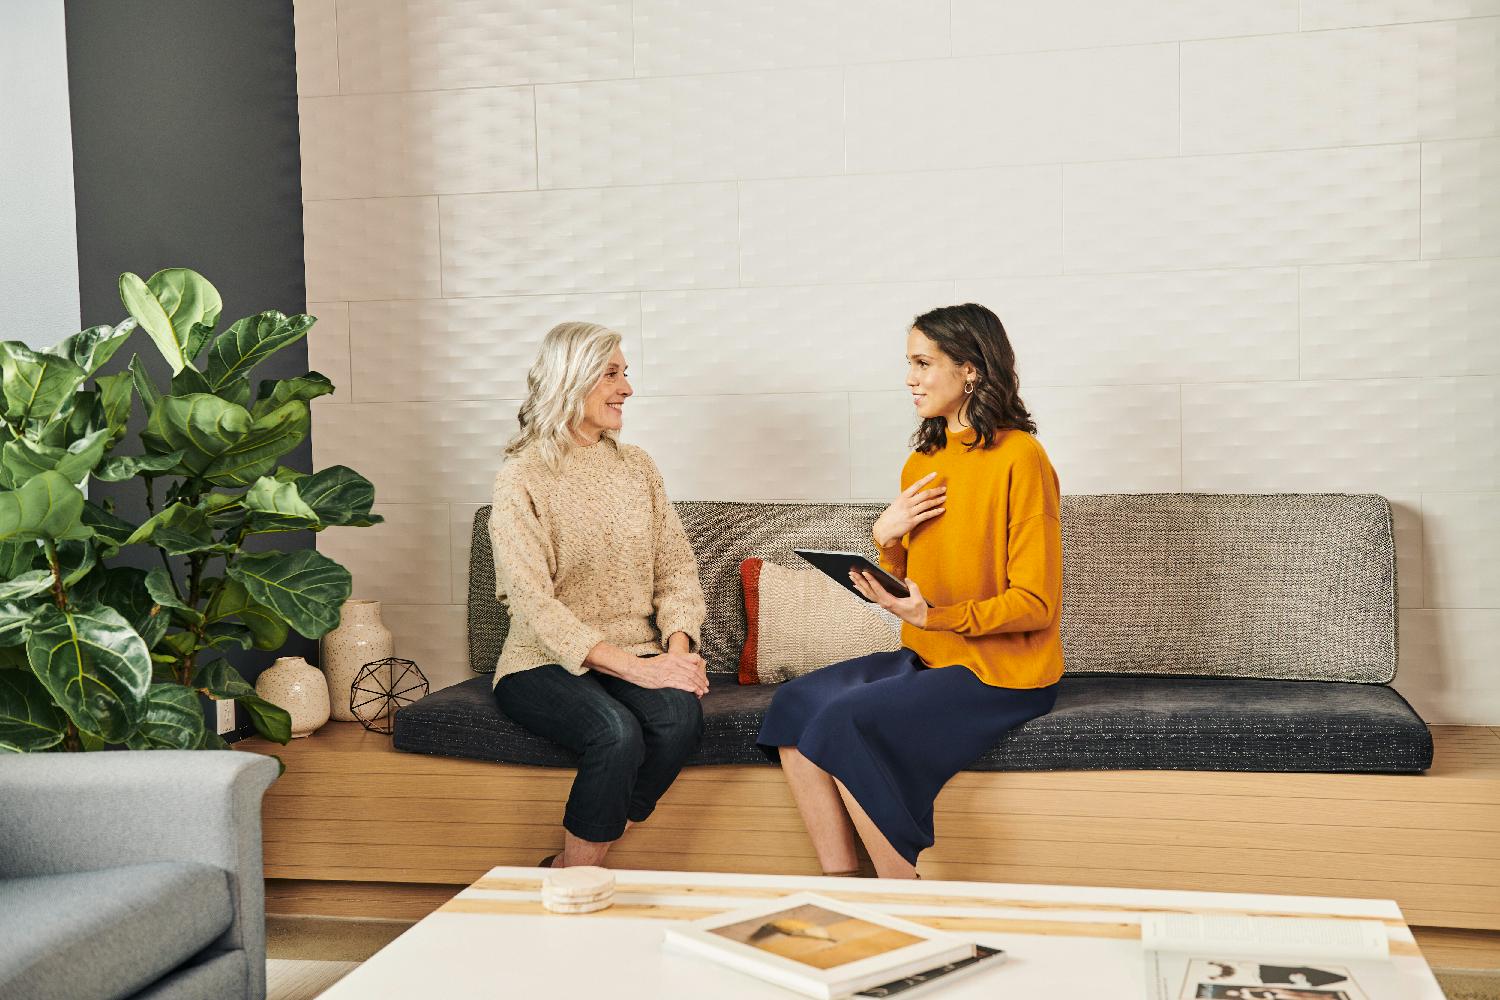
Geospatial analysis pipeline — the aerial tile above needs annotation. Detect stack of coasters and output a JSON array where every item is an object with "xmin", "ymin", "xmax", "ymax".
[{"xmin": 541, "ymin": 866, "xmax": 616, "ymax": 914}]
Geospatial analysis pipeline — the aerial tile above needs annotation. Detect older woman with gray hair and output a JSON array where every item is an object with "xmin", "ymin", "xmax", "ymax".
[{"xmin": 490, "ymin": 321, "xmax": 708, "ymax": 869}]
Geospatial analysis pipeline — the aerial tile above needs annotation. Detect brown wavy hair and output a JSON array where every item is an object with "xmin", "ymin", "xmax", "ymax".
[{"xmin": 910, "ymin": 303, "xmax": 1036, "ymax": 454}]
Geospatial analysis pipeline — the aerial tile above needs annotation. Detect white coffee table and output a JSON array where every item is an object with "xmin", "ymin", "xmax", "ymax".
[{"xmin": 317, "ymin": 868, "xmax": 1446, "ymax": 999}]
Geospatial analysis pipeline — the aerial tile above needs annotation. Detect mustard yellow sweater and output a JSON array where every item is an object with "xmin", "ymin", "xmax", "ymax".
[{"xmin": 877, "ymin": 428, "xmax": 1064, "ymax": 688}]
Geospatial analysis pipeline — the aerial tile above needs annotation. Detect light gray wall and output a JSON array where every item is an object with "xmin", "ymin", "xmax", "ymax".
[{"xmin": 1, "ymin": 0, "xmax": 81, "ymax": 347}]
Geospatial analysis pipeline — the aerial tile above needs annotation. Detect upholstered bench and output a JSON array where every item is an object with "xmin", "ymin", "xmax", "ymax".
[{"xmin": 394, "ymin": 495, "xmax": 1432, "ymax": 774}]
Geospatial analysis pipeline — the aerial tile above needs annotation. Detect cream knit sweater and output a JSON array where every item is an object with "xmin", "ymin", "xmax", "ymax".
[{"xmin": 488, "ymin": 437, "xmax": 707, "ymax": 683}]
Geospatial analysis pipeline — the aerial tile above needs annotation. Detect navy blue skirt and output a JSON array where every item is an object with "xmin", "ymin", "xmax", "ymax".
[{"xmin": 756, "ymin": 649, "xmax": 1058, "ymax": 865}]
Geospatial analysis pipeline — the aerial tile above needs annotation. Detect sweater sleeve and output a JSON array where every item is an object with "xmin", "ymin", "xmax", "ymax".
[
  {"xmin": 489, "ymin": 470, "xmax": 605, "ymax": 673},
  {"xmin": 923, "ymin": 449, "xmax": 1062, "ymax": 637},
  {"xmin": 876, "ymin": 535, "xmax": 907, "ymax": 579},
  {"xmin": 640, "ymin": 452, "xmax": 707, "ymax": 652}
]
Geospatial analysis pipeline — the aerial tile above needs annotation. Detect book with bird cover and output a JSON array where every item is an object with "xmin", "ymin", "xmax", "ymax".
[{"xmin": 661, "ymin": 892, "xmax": 976, "ymax": 999}]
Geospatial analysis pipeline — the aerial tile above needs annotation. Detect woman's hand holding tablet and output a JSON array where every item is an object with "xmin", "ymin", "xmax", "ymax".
[{"xmin": 792, "ymin": 550, "xmax": 932, "ymax": 628}]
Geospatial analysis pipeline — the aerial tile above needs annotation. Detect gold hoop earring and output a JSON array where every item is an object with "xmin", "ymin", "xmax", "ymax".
[{"xmin": 964, "ymin": 380, "xmax": 975, "ymax": 395}]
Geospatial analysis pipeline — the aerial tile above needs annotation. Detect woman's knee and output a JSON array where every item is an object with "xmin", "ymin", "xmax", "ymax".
[
  {"xmin": 649, "ymin": 689, "xmax": 704, "ymax": 751},
  {"xmin": 585, "ymin": 702, "xmax": 646, "ymax": 764}
]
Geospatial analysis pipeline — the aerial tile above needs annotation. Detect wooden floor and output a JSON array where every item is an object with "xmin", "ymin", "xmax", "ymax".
[{"xmin": 242, "ymin": 722, "xmax": 1500, "ymax": 933}]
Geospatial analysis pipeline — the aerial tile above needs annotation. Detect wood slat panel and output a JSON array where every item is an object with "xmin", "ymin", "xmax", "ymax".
[
  {"xmin": 1413, "ymin": 926, "xmax": 1500, "ymax": 970},
  {"xmin": 241, "ymin": 722, "xmax": 1500, "ymax": 932}
]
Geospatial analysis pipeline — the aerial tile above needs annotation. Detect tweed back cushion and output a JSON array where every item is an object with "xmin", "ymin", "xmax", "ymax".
[{"xmin": 469, "ymin": 493, "xmax": 1396, "ymax": 684}]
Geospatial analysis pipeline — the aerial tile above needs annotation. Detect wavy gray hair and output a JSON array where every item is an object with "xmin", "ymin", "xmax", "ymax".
[{"xmin": 505, "ymin": 321, "xmax": 624, "ymax": 470}]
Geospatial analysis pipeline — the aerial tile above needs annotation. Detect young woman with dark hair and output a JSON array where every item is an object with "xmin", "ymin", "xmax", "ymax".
[{"xmin": 758, "ymin": 303, "xmax": 1064, "ymax": 879}]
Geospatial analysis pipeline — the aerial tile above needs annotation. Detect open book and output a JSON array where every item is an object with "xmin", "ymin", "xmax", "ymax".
[{"xmin": 1142, "ymin": 914, "xmax": 1411, "ymax": 1000}]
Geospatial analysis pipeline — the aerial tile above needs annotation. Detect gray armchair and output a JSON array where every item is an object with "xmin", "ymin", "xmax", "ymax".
[{"xmin": 0, "ymin": 750, "xmax": 279, "ymax": 1000}]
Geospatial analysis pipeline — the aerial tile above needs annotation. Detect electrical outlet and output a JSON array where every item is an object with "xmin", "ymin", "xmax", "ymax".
[{"xmin": 216, "ymin": 699, "xmax": 236, "ymax": 735}]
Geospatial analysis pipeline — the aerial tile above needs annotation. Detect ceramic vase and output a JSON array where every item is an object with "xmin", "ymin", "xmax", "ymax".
[
  {"xmin": 254, "ymin": 656, "xmax": 331, "ymax": 738},
  {"xmin": 321, "ymin": 599, "xmax": 394, "ymax": 722}
]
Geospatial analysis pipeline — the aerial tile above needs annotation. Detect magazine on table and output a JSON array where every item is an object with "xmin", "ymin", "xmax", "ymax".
[
  {"xmin": 1142, "ymin": 914, "xmax": 1413, "ymax": 1000},
  {"xmin": 662, "ymin": 892, "xmax": 991, "ymax": 999}
]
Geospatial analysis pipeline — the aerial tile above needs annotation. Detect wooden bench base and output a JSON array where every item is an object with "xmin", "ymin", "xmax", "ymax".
[{"xmin": 240, "ymin": 722, "xmax": 1500, "ymax": 932}]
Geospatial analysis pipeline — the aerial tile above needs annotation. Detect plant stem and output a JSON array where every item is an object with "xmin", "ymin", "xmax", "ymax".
[
  {"xmin": 178, "ymin": 553, "xmax": 208, "ymax": 685},
  {"xmin": 43, "ymin": 541, "xmax": 67, "ymax": 610},
  {"xmin": 143, "ymin": 475, "xmax": 156, "ymax": 516},
  {"xmin": 63, "ymin": 721, "xmax": 82, "ymax": 752}
]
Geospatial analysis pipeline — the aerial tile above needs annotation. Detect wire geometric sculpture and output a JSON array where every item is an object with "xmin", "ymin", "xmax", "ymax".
[{"xmin": 350, "ymin": 657, "xmax": 429, "ymax": 734}]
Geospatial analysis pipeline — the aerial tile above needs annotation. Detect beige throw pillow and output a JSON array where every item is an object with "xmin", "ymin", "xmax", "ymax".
[{"xmin": 738, "ymin": 558, "xmax": 902, "ymax": 684}]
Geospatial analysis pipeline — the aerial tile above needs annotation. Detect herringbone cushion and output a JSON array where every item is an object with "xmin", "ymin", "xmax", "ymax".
[{"xmin": 468, "ymin": 494, "xmax": 1398, "ymax": 685}]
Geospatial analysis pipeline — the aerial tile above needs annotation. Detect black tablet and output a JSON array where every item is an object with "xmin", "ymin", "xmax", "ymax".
[{"xmin": 793, "ymin": 549, "xmax": 912, "ymax": 602}]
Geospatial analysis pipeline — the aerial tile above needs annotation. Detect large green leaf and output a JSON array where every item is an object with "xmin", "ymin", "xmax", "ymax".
[
  {"xmin": 204, "ymin": 577, "xmax": 287, "ymax": 650},
  {"xmin": 202, "ymin": 399, "xmax": 308, "ymax": 488},
  {"xmin": 294, "ymin": 465, "xmax": 382, "ymax": 528},
  {"xmin": 95, "ymin": 371, "xmax": 134, "ymax": 445},
  {"xmin": 48, "ymin": 320, "xmax": 136, "ymax": 376},
  {"xmin": 0, "ymin": 539, "xmax": 38, "ymax": 578},
  {"xmin": 194, "ymin": 659, "xmax": 256, "ymax": 700},
  {"xmin": 129, "ymin": 354, "xmax": 162, "ymax": 413},
  {"xmin": 0, "ymin": 427, "xmax": 109, "ymax": 489},
  {"xmin": 204, "ymin": 311, "xmax": 314, "ymax": 391},
  {"xmin": 0, "ymin": 471, "xmax": 89, "ymax": 543},
  {"xmin": 124, "ymin": 682, "xmax": 205, "ymax": 749},
  {"xmin": 0, "ymin": 600, "xmax": 35, "ymax": 647},
  {"xmin": 94, "ymin": 450, "xmax": 183, "ymax": 482},
  {"xmin": 241, "ymin": 693, "xmax": 291, "ymax": 744},
  {"xmin": 125, "ymin": 502, "xmax": 230, "ymax": 556},
  {"xmin": 0, "ymin": 342, "xmax": 87, "ymax": 424},
  {"xmin": 242, "ymin": 476, "xmax": 320, "ymax": 534},
  {"xmin": 253, "ymin": 371, "xmax": 333, "ymax": 418},
  {"xmin": 170, "ymin": 365, "xmax": 213, "ymax": 396},
  {"xmin": 25, "ymin": 601, "xmax": 151, "ymax": 742},
  {"xmin": 79, "ymin": 501, "xmax": 137, "ymax": 557},
  {"xmin": 89, "ymin": 566, "xmax": 169, "ymax": 651},
  {"xmin": 144, "ymin": 567, "xmax": 191, "ymax": 612},
  {"xmin": 0, "ymin": 669, "xmax": 66, "ymax": 752},
  {"xmin": 118, "ymin": 269, "xmax": 222, "ymax": 375},
  {"xmin": 226, "ymin": 548, "xmax": 350, "ymax": 639},
  {"xmin": 141, "ymin": 393, "xmax": 253, "ymax": 477},
  {"xmin": 56, "ymin": 538, "xmax": 97, "ymax": 587},
  {"xmin": 184, "ymin": 321, "xmax": 216, "ymax": 365},
  {"xmin": 0, "ymin": 570, "xmax": 53, "ymax": 602}
]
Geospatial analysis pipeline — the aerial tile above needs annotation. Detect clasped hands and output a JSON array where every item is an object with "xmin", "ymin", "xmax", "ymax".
[{"xmin": 636, "ymin": 631, "xmax": 709, "ymax": 697}]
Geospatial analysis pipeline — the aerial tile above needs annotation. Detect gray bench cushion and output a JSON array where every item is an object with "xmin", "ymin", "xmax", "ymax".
[
  {"xmin": 469, "ymin": 494, "xmax": 1399, "ymax": 685},
  {"xmin": 394, "ymin": 674, "xmax": 1432, "ymax": 773},
  {"xmin": 0, "ymin": 861, "xmax": 233, "ymax": 1000}
]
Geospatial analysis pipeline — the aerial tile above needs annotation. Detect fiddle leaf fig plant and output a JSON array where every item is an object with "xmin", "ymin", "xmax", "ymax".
[{"xmin": 0, "ymin": 268, "xmax": 381, "ymax": 753}]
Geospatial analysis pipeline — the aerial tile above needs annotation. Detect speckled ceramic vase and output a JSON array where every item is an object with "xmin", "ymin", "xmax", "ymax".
[
  {"xmin": 254, "ymin": 656, "xmax": 330, "ymax": 738},
  {"xmin": 321, "ymin": 599, "xmax": 394, "ymax": 722}
]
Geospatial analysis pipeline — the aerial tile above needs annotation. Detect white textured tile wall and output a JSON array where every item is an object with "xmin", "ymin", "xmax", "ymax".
[
  {"xmin": 441, "ymin": 184, "xmax": 740, "ymax": 296},
  {"xmin": 295, "ymin": 0, "xmax": 1500, "ymax": 721},
  {"xmin": 300, "ymin": 88, "xmax": 536, "ymax": 199},
  {"xmin": 1180, "ymin": 20, "xmax": 1500, "ymax": 154},
  {"xmin": 956, "ymin": 270, "xmax": 1299, "ymax": 386},
  {"xmin": 950, "ymin": 0, "xmax": 1298, "ymax": 54},
  {"xmin": 537, "ymin": 69, "xmax": 845, "ymax": 188},
  {"xmin": 1422, "ymin": 136, "xmax": 1500, "ymax": 258},
  {"xmin": 739, "ymin": 168, "xmax": 1062, "ymax": 285},
  {"xmin": 1300, "ymin": 1, "xmax": 1500, "ymax": 30},
  {"xmin": 1064, "ymin": 145, "xmax": 1422, "ymax": 272},
  {"xmin": 845, "ymin": 46, "xmax": 1179, "ymax": 173},
  {"xmin": 632, "ymin": 0, "xmax": 948, "ymax": 76}
]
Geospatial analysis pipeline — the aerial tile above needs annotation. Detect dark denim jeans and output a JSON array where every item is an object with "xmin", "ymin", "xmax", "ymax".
[{"xmin": 493, "ymin": 664, "xmax": 704, "ymax": 843}]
